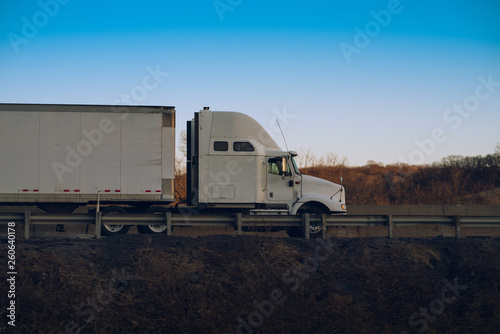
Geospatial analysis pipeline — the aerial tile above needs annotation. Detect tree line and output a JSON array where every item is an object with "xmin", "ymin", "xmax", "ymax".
[
  {"xmin": 174, "ymin": 144, "xmax": 500, "ymax": 205},
  {"xmin": 302, "ymin": 153, "xmax": 500, "ymax": 205}
]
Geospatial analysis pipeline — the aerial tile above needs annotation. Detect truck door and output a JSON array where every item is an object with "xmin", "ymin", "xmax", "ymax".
[{"xmin": 266, "ymin": 157, "xmax": 294, "ymax": 202}]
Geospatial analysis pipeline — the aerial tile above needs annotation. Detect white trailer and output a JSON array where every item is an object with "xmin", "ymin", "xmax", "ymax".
[
  {"xmin": 0, "ymin": 104, "xmax": 345, "ymax": 237},
  {"xmin": 0, "ymin": 104, "xmax": 175, "ymax": 230}
]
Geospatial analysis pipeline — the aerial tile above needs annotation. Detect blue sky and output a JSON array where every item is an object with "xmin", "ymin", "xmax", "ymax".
[{"xmin": 1, "ymin": 0, "xmax": 499, "ymax": 166}]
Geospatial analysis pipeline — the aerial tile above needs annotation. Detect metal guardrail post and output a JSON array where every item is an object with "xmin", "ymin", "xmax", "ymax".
[
  {"xmin": 95, "ymin": 212, "xmax": 102, "ymax": 239},
  {"xmin": 236, "ymin": 213, "xmax": 243, "ymax": 235},
  {"xmin": 304, "ymin": 213, "xmax": 310, "ymax": 240},
  {"xmin": 321, "ymin": 214, "xmax": 327, "ymax": 240},
  {"xmin": 24, "ymin": 211, "xmax": 31, "ymax": 239},
  {"xmin": 388, "ymin": 215, "xmax": 394, "ymax": 239},
  {"xmin": 166, "ymin": 212, "xmax": 172, "ymax": 236},
  {"xmin": 455, "ymin": 215, "xmax": 461, "ymax": 238}
]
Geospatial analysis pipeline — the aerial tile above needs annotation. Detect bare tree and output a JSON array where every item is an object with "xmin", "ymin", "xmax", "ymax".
[
  {"xmin": 179, "ymin": 129, "xmax": 187, "ymax": 158},
  {"xmin": 175, "ymin": 130, "xmax": 187, "ymax": 175},
  {"xmin": 325, "ymin": 151, "xmax": 339, "ymax": 166},
  {"xmin": 295, "ymin": 148, "xmax": 347, "ymax": 168},
  {"xmin": 296, "ymin": 147, "xmax": 317, "ymax": 168}
]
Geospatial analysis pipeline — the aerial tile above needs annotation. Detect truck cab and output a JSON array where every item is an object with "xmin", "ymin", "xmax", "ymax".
[{"xmin": 186, "ymin": 108, "xmax": 346, "ymax": 223}]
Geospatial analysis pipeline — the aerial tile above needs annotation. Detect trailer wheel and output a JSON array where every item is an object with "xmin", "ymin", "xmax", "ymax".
[
  {"xmin": 101, "ymin": 206, "xmax": 130, "ymax": 236},
  {"xmin": 137, "ymin": 206, "xmax": 170, "ymax": 234}
]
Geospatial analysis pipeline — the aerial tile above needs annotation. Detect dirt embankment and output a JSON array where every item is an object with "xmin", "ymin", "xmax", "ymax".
[{"xmin": 1, "ymin": 235, "xmax": 499, "ymax": 333}]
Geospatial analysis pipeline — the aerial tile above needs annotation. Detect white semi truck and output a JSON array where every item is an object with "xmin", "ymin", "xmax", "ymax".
[{"xmin": 0, "ymin": 104, "xmax": 346, "ymax": 237}]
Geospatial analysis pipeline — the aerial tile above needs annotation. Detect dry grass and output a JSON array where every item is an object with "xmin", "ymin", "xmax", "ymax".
[
  {"xmin": 2, "ymin": 236, "xmax": 500, "ymax": 333},
  {"xmin": 391, "ymin": 242, "xmax": 442, "ymax": 268}
]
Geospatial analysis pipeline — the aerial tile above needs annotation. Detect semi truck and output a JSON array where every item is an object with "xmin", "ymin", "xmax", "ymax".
[{"xmin": 0, "ymin": 104, "xmax": 346, "ymax": 237}]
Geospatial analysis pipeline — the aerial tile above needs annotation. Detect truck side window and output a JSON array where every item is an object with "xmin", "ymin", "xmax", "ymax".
[
  {"xmin": 214, "ymin": 141, "xmax": 228, "ymax": 151},
  {"xmin": 233, "ymin": 142, "xmax": 254, "ymax": 152},
  {"xmin": 268, "ymin": 157, "xmax": 291, "ymax": 175},
  {"xmin": 268, "ymin": 158, "xmax": 281, "ymax": 175}
]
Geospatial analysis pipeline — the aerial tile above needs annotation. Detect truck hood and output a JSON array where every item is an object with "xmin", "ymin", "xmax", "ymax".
[
  {"xmin": 302, "ymin": 174, "xmax": 339, "ymax": 188},
  {"xmin": 301, "ymin": 174, "xmax": 345, "ymax": 202}
]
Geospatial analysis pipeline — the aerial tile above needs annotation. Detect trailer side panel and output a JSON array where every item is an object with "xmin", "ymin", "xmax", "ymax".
[{"xmin": 0, "ymin": 104, "xmax": 175, "ymax": 204}]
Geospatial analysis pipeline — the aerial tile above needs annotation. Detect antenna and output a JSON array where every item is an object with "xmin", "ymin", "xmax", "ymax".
[{"xmin": 276, "ymin": 119, "xmax": 289, "ymax": 153}]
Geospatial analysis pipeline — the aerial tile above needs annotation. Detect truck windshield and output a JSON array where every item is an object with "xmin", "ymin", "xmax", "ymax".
[{"xmin": 291, "ymin": 156, "xmax": 300, "ymax": 175}]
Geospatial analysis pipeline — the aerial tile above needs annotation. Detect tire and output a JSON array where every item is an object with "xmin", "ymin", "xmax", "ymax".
[
  {"xmin": 100, "ymin": 206, "xmax": 130, "ymax": 236},
  {"xmin": 286, "ymin": 207, "xmax": 327, "ymax": 238},
  {"xmin": 137, "ymin": 206, "xmax": 170, "ymax": 234}
]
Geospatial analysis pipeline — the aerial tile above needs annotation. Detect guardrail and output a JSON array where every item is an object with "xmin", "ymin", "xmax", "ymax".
[{"xmin": 1, "ymin": 211, "xmax": 500, "ymax": 239}]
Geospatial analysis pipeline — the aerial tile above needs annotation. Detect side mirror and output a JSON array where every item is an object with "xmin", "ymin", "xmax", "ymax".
[{"xmin": 280, "ymin": 157, "xmax": 291, "ymax": 179}]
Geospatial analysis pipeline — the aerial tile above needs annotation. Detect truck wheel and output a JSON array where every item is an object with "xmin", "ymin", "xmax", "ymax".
[
  {"xmin": 286, "ymin": 207, "xmax": 326, "ymax": 238},
  {"xmin": 137, "ymin": 206, "xmax": 170, "ymax": 234},
  {"xmin": 286, "ymin": 223, "xmax": 323, "ymax": 238},
  {"xmin": 101, "ymin": 206, "xmax": 130, "ymax": 236}
]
